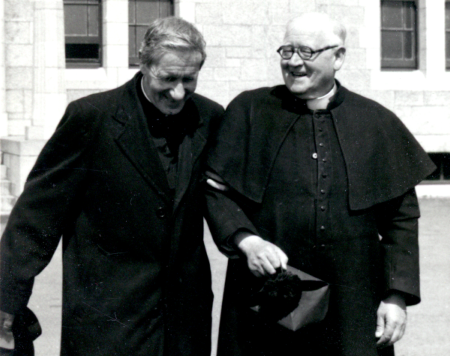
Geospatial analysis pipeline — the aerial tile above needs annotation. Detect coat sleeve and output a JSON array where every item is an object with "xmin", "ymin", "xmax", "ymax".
[
  {"xmin": 0, "ymin": 101, "xmax": 96, "ymax": 314},
  {"xmin": 205, "ymin": 180, "xmax": 259, "ymax": 259},
  {"xmin": 375, "ymin": 188, "xmax": 421, "ymax": 306}
]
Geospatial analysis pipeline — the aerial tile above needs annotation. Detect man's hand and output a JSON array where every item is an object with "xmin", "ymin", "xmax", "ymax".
[
  {"xmin": 376, "ymin": 292, "xmax": 407, "ymax": 348},
  {"xmin": 0, "ymin": 310, "xmax": 15, "ymax": 350},
  {"xmin": 235, "ymin": 233, "xmax": 288, "ymax": 277}
]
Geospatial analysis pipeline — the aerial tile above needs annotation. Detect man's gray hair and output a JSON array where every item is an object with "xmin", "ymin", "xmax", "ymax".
[{"xmin": 139, "ymin": 17, "xmax": 206, "ymax": 67}]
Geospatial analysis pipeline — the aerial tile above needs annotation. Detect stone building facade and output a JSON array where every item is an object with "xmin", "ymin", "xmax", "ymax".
[{"xmin": 1, "ymin": 0, "xmax": 450, "ymax": 220}]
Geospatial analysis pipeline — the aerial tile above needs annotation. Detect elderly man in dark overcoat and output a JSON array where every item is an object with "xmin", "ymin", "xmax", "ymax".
[
  {"xmin": 205, "ymin": 13, "xmax": 435, "ymax": 356},
  {"xmin": 0, "ymin": 17, "xmax": 223, "ymax": 356}
]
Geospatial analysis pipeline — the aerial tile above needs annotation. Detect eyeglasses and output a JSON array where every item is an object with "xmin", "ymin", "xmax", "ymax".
[{"xmin": 277, "ymin": 45, "xmax": 339, "ymax": 60}]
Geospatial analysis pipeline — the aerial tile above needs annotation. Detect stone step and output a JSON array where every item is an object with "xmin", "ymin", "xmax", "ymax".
[
  {"xmin": 0, "ymin": 164, "xmax": 7, "ymax": 180},
  {"xmin": 1, "ymin": 179, "xmax": 12, "ymax": 195},
  {"xmin": 1, "ymin": 194, "xmax": 16, "ymax": 212},
  {"xmin": 1, "ymin": 212, "xmax": 10, "ymax": 235}
]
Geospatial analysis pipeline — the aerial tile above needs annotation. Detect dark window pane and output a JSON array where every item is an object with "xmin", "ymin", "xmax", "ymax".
[
  {"xmin": 88, "ymin": 5, "xmax": 99, "ymax": 36},
  {"xmin": 64, "ymin": 0, "xmax": 101, "ymax": 66},
  {"xmin": 425, "ymin": 154, "xmax": 450, "ymax": 181},
  {"xmin": 382, "ymin": 31, "xmax": 403, "ymax": 59},
  {"xmin": 426, "ymin": 154, "xmax": 441, "ymax": 180},
  {"xmin": 381, "ymin": 1, "xmax": 402, "ymax": 28},
  {"xmin": 446, "ymin": 3, "xmax": 450, "ymax": 30},
  {"xmin": 65, "ymin": 5, "xmax": 88, "ymax": 36},
  {"xmin": 404, "ymin": 31, "xmax": 413, "ymax": 59},
  {"xmin": 136, "ymin": 0, "xmax": 160, "ymax": 24},
  {"xmin": 129, "ymin": 0, "xmax": 174, "ymax": 67},
  {"xmin": 446, "ymin": 32, "xmax": 450, "ymax": 58},
  {"xmin": 129, "ymin": 26, "xmax": 136, "ymax": 58},
  {"xmin": 443, "ymin": 154, "xmax": 450, "ymax": 179},
  {"xmin": 381, "ymin": 1, "xmax": 417, "ymax": 69},
  {"xmin": 66, "ymin": 43, "xmax": 99, "ymax": 59},
  {"xmin": 129, "ymin": 0, "xmax": 136, "ymax": 23},
  {"xmin": 159, "ymin": 0, "xmax": 172, "ymax": 16},
  {"xmin": 136, "ymin": 26, "xmax": 147, "ymax": 46},
  {"xmin": 405, "ymin": 3, "xmax": 414, "ymax": 29}
]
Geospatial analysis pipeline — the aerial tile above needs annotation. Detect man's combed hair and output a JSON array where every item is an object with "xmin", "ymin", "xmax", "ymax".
[{"xmin": 139, "ymin": 17, "xmax": 207, "ymax": 67}]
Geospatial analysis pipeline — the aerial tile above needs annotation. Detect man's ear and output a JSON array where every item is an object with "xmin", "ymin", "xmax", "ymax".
[{"xmin": 333, "ymin": 47, "xmax": 346, "ymax": 71}]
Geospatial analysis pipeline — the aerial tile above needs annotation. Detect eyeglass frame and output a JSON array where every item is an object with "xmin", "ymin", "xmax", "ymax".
[{"xmin": 277, "ymin": 45, "xmax": 340, "ymax": 61}]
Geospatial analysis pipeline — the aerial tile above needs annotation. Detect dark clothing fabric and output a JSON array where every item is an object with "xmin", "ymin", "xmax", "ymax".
[
  {"xmin": 0, "ymin": 72, "xmax": 224, "ymax": 356},
  {"xmin": 0, "ymin": 308, "xmax": 41, "ymax": 356},
  {"xmin": 205, "ymin": 84, "xmax": 435, "ymax": 356},
  {"xmin": 208, "ymin": 84, "xmax": 435, "ymax": 210},
  {"xmin": 136, "ymin": 77, "xmax": 197, "ymax": 191}
]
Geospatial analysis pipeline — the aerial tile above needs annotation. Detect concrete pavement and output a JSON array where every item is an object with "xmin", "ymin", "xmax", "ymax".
[{"xmin": 16, "ymin": 198, "xmax": 450, "ymax": 355}]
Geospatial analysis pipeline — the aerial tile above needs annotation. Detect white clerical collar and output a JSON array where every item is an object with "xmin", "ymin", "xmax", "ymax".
[
  {"xmin": 306, "ymin": 82, "xmax": 337, "ymax": 110},
  {"xmin": 141, "ymin": 77, "xmax": 153, "ymax": 103}
]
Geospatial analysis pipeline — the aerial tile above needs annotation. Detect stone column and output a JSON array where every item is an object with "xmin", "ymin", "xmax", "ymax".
[
  {"xmin": 103, "ymin": 0, "xmax": 129, "ymax": 85},
  {"xmin": 0, "ymin": 0, "xmax": 7, "ymax": 136},
  {"xmin": 27, "ymin": 0, "xmax": 66, "ymax": 139},
  {"xmin": 419, "ymin": 0, "xmax": 446, "ymax": 78}
]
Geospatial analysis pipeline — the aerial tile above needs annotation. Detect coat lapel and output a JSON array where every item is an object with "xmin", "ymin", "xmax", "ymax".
[
  {"xmin": 112, "ymin": 75, "xmax": 172, "ymax": 201},
  {"xmin": 173, "ymin": 102, "xmax": 206, "ymax": 212}
]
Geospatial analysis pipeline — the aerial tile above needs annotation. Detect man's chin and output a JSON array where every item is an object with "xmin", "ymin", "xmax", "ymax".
[
  {"xmin": 286, "ymin": 86, "xmax": 309, "ymax": 99},
  {"xmin": 157, "ymin": 104, "xmax": 184, "ymax": 116}
]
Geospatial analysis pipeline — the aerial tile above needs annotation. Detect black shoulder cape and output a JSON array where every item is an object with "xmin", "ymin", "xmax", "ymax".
[{"xmin": 207, "ymin": 83, "xmax": 435, "ymax": 210}]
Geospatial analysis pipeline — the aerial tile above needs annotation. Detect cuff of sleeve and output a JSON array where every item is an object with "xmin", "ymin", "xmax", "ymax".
[
  {"xmin": 0, "ymin": 288, "xmax": 31, "ymax": 315},
  {"xmin": 384, "ymin": 288, "xmax": 420, "ymax": 306},
  {"xmin": 219, "ymin": 227, "xmax": 259, "ymax": 259}
]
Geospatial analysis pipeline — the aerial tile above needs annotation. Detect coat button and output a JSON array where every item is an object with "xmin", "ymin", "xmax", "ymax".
[
  {"xmin": 156, "ymin": 207, "xmax": 166, "ymax": 218},
  {"xmin": 312, "ymin": 153, "xmax": 318, "ymax": 159}
]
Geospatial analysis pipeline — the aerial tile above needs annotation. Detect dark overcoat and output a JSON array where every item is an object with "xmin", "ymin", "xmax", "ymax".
[
  {"xmin": 205, "ymin": 85, "xmax": 435, "ymax": 356},
  {"xmin": 0, "ymin": 72, "xmax": 224, "ymax": 356}
]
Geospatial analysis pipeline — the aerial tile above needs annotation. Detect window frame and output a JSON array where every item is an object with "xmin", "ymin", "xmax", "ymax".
[
  {"xmin": 128, "ymin": 0, "xmax": 174, "ymax": 67},
  {"xmin": 446, "ymin": 1, "xmax": 450, "ymax": 70},
  {"xmin": 380, "ymin": 0, "xmax": 418, "ymax": 70},
  {"xmin": 64, "ymin": 0, "xmax": 102, "ymax": 68}
]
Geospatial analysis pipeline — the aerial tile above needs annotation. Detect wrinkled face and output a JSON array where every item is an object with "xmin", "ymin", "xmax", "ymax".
[
  {"xmin": 280, "ymin": 22, "xmax": 344, "ymax": 99},
  {"xmin": 141, "ymin": 50, "xmax": 203, "ymax": 115}
]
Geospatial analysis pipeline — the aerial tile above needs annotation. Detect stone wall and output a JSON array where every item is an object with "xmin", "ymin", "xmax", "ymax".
[
  {"xmin": 1, "ymin": 0, "xmax": 450, "ymax": 201},
  {"xmin": 4, "ymin": 0, "xmax": 34, "ymax": 136}
]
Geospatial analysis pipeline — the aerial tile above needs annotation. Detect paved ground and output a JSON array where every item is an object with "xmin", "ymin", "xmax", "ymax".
[{"xmin": 16, "ymin": 198, "xmax": 450, "ymax": 355}]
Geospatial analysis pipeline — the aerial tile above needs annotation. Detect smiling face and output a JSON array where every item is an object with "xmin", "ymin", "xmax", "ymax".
[
  {"xmin": 140, "ymin": 50, "xmax": 203, "ymax": 115},
  {"xmin": 280, "ymin": 17, "xmax": 345, "ymax": 100}
]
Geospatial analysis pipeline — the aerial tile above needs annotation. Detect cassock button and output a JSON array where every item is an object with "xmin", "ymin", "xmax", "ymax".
[
  {"xmin": 319, "ymin": 143, "xmax": 324, "ymax": 147},
  {"xmin": 312, "ymin": 153, "xmax": 318, "ymax": 159},
  {"xmin": 320, "ymin": 226, "xmax": 326, "ymax": 231},
  {"xmin": 322, "ymin": 158, "xmax": 327, "ymax": 162},
  {"xmin": 320, "ymin": 206, "xmax": 326, "ymax": 211},
  {"xmin": 156, "ymin": 207, "xmax": 166, "ymax": 218},
  {"xmin": 320, "ymin": 189, "xmax": 325, "ymax": 194}
]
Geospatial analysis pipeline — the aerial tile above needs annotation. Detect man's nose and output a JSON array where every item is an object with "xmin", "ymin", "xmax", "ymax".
[
  {"xmin": 287, "ymin": 52, "xmax": 304, "ymax": 66},
  {"xmin": 170, "ymin": 82, "xmax": 185, "ymax": 101}
]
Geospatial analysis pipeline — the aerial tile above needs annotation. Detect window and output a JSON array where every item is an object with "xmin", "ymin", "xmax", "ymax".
[
  {"xmin": 129, "ymin": 0, "xmax": 174, "ymax": 67},
  {"xmin": 381, "ymin": 0, "xmax": 418, "ymax": 70},
  {"xmin": 446, "ymin": 1, "xmax": 450, "ymax": 70},
  {"xmin": 64, "ymin": 0, "xmax": 102, "ymax": 67},
  {"xmin": 426, "ymin": 154, "xmax": 450, "ymax": 181}
]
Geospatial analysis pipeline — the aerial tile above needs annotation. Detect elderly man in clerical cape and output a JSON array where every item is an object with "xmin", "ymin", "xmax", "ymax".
[{"xmin": 205, "ymin": 13, "xmax": 435, "ymax": 356}]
